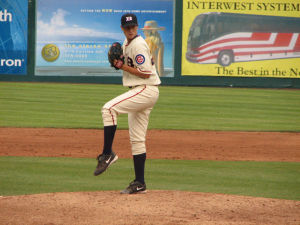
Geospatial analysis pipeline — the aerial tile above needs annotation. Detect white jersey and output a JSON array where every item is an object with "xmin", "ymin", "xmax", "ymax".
[{"xmin": 122, "ymin": 35, "xmax": 161, "ymax": 87}]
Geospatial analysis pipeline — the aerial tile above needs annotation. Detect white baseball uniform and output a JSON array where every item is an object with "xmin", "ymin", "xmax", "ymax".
[{"xmin": 102, "ymin": 35, "xmax": 161, "ymax": 155}]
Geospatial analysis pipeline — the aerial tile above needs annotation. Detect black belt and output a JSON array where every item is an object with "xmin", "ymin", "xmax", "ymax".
[
  {"xmin": 129, "ymin": 85, "xmax": 159, "ymax": 89},
  {"xmin": 129, "ymin": 86, "xmax": 138, "ymax": 89}
]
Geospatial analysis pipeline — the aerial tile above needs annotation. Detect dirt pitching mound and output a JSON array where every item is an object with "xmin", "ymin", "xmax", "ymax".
[{"xmin": 1, "ymin": 191, "xmax": 300, "ymax": 225}]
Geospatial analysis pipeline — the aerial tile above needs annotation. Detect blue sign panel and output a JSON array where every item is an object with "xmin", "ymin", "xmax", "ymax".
[{"xmin": 0, "ymin": 0, "xmax": 28, "ymax": 75}]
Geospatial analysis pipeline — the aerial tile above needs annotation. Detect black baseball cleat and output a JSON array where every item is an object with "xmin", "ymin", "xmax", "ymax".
[
  {"xmin": 94, "ymin": 151, "xmax": 118, "ymax": 176},
  {"xmin": 120, "ymin": 180, "xmax": 147, "ymax": 194}
]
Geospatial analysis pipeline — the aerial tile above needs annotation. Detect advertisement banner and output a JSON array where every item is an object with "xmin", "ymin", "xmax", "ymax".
[
  {"xmin": 0, "ymin": 0, "xmax": 28, "ymax": 75},
  {"xmin": 182, "ymin": 0, "xmax": 300, "ymax": 78},
  {"xmin": 36, "ymin": 0, "xmax": 174, "ymax": 77}
]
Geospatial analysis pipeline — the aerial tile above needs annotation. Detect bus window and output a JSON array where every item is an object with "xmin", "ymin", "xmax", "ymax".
[
  {"xmin": 188, "ymin": 15, "xmax": 205, "ymax": 49},
  {"xmin": 207, "ymin": 16, "xmax": 217, "ymax": 40},
  {"xmin": 201, "ymin": 15, "xmax": 216, "ymax": 44}
]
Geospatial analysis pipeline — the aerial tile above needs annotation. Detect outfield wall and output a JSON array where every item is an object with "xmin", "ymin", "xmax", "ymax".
[{"xmin": 0, "ymin": 0, "xmax": 300, "ymax": 88}]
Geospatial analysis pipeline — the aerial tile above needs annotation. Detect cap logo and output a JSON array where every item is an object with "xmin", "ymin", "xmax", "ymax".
[{"xmin": 126, "ymin": 16, "xmax": 132, "ymax": 21}]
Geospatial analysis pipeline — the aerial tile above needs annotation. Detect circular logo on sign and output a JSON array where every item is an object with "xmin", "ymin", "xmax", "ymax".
[
  {"xmin": 135, "ymin": 54, "xmax": 145, "ymax": 65},
  {"xmin": 41, "ymin": 44, "xmax": 60, "ymax": 62}
]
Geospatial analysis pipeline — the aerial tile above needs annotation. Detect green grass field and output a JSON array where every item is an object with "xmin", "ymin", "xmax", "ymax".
[
  {"xmin": 0, "ymin": 82, "xmax": 300, "ymax": 200},
  {"xmin": 0, "ymin": 157, "xmax": 299, "ymax": 200},
  {"xmin": 1, "ymin": 82, "xmax": 300, "ymax": 131}
]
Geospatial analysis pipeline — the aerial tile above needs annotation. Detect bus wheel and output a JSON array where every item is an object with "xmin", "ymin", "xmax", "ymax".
[{"xmin": 218, "ymin": 51, "xmax": 234, "ymax": 66}]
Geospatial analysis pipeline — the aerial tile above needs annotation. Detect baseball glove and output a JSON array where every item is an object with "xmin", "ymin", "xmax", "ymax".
[{"xmin": 108, "ymin": 42, "xmax": 124, "ymax": 70}]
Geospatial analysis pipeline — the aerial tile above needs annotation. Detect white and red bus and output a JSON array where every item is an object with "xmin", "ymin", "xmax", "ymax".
[{"xmin": 186, "ymin": 12, "xmax": 300, "ymax": 66}]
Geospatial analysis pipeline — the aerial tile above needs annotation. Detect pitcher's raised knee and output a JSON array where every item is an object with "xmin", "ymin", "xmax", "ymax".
[{"xmin": 102, "ymin": 107, "xmax": 117, "ymax": 126}]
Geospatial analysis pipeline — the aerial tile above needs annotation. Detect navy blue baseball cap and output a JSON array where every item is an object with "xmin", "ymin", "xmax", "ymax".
[{"xmin": 121, "ymin": 13, "xmax": 138, "ymax": 28}]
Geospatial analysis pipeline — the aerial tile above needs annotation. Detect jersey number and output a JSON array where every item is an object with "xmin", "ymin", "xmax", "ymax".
[{"xmin": 127, "ymin": 57, "xmax": 134, "ymax": 68}]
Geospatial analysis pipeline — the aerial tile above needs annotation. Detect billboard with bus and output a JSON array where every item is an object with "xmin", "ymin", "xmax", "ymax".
[{"xmin": 182, "ymin": 0, "xmax": 300, "ymax": 78}]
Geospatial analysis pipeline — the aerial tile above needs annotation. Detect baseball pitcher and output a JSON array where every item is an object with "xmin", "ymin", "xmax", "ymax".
[{"xmin": 94, "ymin": 13, "xmax": 161, "ymax": 194}]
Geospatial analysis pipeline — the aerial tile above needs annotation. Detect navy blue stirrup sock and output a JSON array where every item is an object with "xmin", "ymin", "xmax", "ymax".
[
  {"xmin": 102, "ymin": 125, "xmax": 117, "ymax": 155},
  {"xmin": 133, "ymin": 153, "xmax": 146, "ymax": 184}
]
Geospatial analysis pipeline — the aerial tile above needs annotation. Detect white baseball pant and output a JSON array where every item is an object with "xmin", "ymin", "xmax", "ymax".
[{"xmin": 102, "ymin": 85, "xmax": 159, "ymax": 155}]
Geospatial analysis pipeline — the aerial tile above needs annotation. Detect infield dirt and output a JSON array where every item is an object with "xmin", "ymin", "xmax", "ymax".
[
  {"xmin": 0, "ymin": 128, "xmax": 300, "ymax": 225},
  {"xmin": 1, "ymin": 128, "xmax": 300, "ymax": 161}
]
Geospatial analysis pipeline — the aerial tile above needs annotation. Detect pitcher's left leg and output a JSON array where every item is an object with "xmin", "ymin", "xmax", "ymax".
[
  {"xmin": 128, "ymin": 108, "xmax": 152, "ymax": 187},
  {"xmin": 128, "ymin": 108, "xmax": 152, "ymax": 155}
]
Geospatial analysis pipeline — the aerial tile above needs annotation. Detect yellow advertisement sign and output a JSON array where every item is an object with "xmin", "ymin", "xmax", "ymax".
[{"xmin": 181, "ymin": 0, "xmax": 300, "ymax": 78}]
